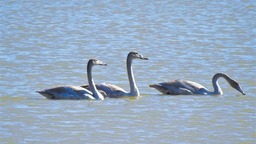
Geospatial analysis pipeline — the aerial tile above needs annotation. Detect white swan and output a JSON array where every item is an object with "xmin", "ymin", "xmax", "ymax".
[
  {"xmin": 81, "ymin": 52, "xmax": 148, "ymax": 98},
  {"xmin": 149, "ymin": 73, "xmax": 245, "ymax": 95},
  {"xmin": 37, "ymin": 59, "xmax": 107, "ymax": 100}
]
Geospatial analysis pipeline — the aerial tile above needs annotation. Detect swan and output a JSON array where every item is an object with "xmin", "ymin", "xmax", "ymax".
[
  {"xmin": 36, "ymin": 59, "xmax": 107, "ymax": 100},
  {"xmin": 81, "ymin": 51, "xmax": 148, "ymax": 98},
  {"xmin": 149, "ymin": 73, "xmax": 245, "ymax": 95}
]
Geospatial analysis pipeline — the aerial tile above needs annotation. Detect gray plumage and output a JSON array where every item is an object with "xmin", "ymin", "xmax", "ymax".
[
  {"xmin": 149, "ymin": 73, "xmax": 245, "ymax": 95},
  {"xmin": 81, "ymin": 51, "xmax": 148, "ymax": 98},
  {"xmin": 37, "ymin": 59, "xmax": 107, "ymax": 100}
]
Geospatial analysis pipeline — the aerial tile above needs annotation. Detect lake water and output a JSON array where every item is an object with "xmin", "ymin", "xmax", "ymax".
[{"xmin": 1, "ymin": 0, "xmax": 255, "ymax": 143}]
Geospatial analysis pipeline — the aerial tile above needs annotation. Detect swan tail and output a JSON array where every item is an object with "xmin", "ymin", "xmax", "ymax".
[
  {"xmin": 149, "ymin": 84, "xmax": 154, "ymax": 88},
  {"xmin": 149, "ymin": 84, "xmax": 168, "ymax": 94},
  {"xmin": 36, "ymin": 90, "xmax": 56, "ymax": 99}
]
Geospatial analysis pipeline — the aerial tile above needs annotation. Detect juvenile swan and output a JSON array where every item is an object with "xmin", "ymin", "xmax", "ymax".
[
  {"xmin": 82, "ymin": 52, "xmax": 148, "ymax": 98},
  {"xmin": 149, "ymin": 73, "xmax": 245, "ymax": 95},
  {"xmin": 37, "ymin": 59, "xmax": 107, "ymax": 100}
]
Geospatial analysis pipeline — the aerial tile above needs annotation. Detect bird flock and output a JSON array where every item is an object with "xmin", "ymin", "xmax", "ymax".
[{"xmin": 37, "ymin": 51, "xmax": 246, "ymax": 100}]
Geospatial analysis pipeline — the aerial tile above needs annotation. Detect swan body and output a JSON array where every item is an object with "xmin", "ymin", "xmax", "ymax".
[
  {"xmin": 37, "ymin": 59, "xmax": 107, "ymax": 100},
  {"xmin": 81, "ymin": 52, "xmax": 148, "ymax": 98},
  {"xmin": 149, "ymin": 73, "xmax": 245, "ymax": 95}
]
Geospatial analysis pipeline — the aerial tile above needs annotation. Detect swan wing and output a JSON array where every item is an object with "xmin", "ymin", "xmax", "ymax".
[
  {"xmin": 150, "ymin": 80, "xmax": 208, "ymax": 95},
  {"xmin": 81, "ymin": 83, "xmax": 128, "ymax": 98},
  {"xmin": 179, "ymin": 80, "xmax": 209, "ymax": 95},
  {"xmin": 150, "ymin": 82, "xmax": 193, "ymax": 95},
  {"xmin": 37, "ymin": 85, "xmax": 95, "ymax": 99}
]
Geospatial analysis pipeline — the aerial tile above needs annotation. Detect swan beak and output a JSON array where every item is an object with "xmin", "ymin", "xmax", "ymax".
[
  {"xmin": 240, "ymin": 90, "xmax": 246, "ymax": 95},
  {"xmin": 237, "ymin": 87, "xmax": 246, "ymax": 95},
  {"xmin": 139, "ymin": 55, "xmax": 149, "ymax": 60},
  {"xmin": 142, "ymin": 57, "xmax": 149, "ymax": 60},
  {"xmin": 101, "ymin": 63, "xmax": 107, "ymax": 66}
]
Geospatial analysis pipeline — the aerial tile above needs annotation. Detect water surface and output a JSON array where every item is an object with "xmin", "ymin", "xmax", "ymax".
[{"xmin": 0, "ymin": 0, "xmax": 255, "ymax": 143}]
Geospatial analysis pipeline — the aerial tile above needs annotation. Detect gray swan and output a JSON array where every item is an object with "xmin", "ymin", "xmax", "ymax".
[
  {"xmin": 37, "ymin": 59, "xmax": 107, "ymax": 100},
  {"xmin": 149, "ymin": 73, "xmax": 245, "ymax": 95},
  {"xmin": 81, "ymin": 51, "xmax": 148, "ymax": 98}
]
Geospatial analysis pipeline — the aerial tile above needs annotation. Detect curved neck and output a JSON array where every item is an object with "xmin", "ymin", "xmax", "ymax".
[
  {"xmin": 87, "ymin": 62, "xmax": 104, "ymax": 100},
  {"xmin": 126, "ymin": 56, "xmax": 139, "ymax": 96},
  {"xmin": 210, "ymin": 73, "xmax": 231, "ymax": 95}
]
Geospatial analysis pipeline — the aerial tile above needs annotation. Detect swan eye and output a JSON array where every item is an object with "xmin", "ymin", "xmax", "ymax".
[{"xmin": 133, "ymin": 53, "xmax": 139, "ymax": 56}]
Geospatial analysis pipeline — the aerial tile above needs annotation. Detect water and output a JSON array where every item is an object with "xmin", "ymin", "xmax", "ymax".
[{"xmin": 1, "ymin": 0, "xmax": 255, "ymax": 143}]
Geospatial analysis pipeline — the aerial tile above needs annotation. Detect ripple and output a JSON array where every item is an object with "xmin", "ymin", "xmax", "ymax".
[{"xmin": 0, "ymin": 0, "xmax": 255, "ymax": 143}]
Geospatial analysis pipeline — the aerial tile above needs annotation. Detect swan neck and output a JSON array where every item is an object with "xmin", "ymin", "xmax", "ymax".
[
  {"xmin": 87, "ymin": 62, "xmax": 104, "ymax": 100},
  {"xmin": 127, "ymin": 56, "xmax": 139, "ymax": 96},
  {"xmin": 211, "ymin": 73, "xmax": 229, "ymax": 95}
]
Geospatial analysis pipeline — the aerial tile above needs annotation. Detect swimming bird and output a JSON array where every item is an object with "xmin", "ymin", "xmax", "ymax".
[
  {"xmin": 81, "ymin": 51, "xmax": 148, "ymax": 98},
  {"xmin": 149, "ymin": 73, "xmax": 245, "ymax": 95},
  {"xmin": 36, "ymin": 59, "xmax": 107, "ymax": 100}
]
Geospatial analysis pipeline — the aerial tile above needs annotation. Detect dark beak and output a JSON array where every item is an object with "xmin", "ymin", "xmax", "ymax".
[
  {"xmin": 140, "ymin": 55, "xmax": 149, "ymax": 60},
  {"xmin": 237, "ymin": 87, "xmax": 246, "ymax": 95}
]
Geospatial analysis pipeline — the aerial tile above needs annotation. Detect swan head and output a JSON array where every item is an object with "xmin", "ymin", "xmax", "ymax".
[
  {"xmin": 128, "ymin": 51, "xmax": 149, "ymax": 60},
  {"xmin": 229, "ymin": 80, "xmax": 246, "ymax": 95},
  {"xmin": 89, "ymin": 59, "xmax": 107, "ymax": 66}
]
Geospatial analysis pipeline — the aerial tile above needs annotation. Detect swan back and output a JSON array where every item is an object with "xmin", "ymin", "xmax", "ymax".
[{"xmin": 150, "ymin": 80, "xmax": 208, "ymax": 95}]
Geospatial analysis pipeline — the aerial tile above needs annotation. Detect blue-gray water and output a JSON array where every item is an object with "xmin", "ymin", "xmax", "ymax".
[{"xmin": 0, "ymin": 0, "xmax": 255, "ymax": 143}]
